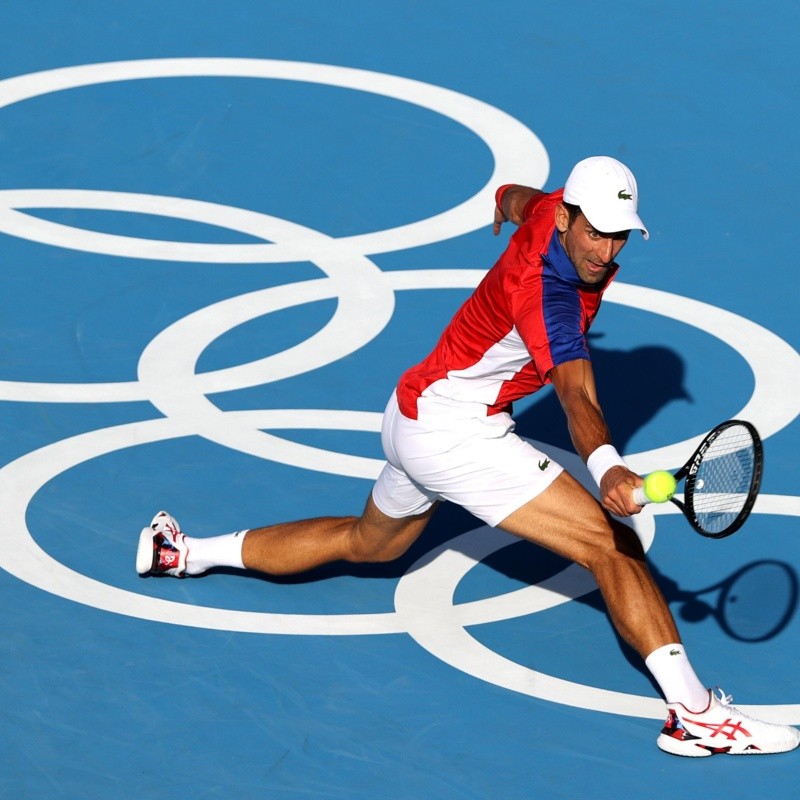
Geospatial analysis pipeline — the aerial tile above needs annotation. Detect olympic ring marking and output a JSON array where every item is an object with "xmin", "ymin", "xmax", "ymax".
[
  {"xmin": 0, "ymin": 57, "xmax": 548, "ymax": 258},
  {"xmin": 134, "ymin": 214, "xmax": 396, "ymax": 465},
  {"xmin": 0, "ymin": 191, "xmax": 399, "ymax": 404},
  {"xmin": 0, "ymin": 411, "xmax": 403, "ymax": 637}
]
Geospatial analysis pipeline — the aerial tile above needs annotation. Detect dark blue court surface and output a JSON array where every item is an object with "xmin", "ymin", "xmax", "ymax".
[{"xmin": 1, "ymin": 3, "xmax": 799, "ymax": 798}]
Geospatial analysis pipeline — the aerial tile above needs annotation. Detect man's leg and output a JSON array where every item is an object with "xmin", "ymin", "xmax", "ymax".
[
  {"xmin": 240, "ymin": 495, "xmax": 438, "ymax": 574},
  {"xmin": 498, "ymin": 469, "xmax": 712, "ymax": 713},
  {"xmin": 498, "ymin": 469, "xmax": 677, "ymax": 658},
  {"xmin": 137, "ymin": 494, "xmax": 438, "ymax": 577}
]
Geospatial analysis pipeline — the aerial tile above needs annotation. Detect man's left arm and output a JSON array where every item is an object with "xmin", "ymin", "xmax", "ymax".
[
  {"xmin": 549, "ymin": 358, "xmax": 643, "ymax": 516},
  {"xmin": 493, "ymin": 185, "xmax": 543, "ymax": 235}
]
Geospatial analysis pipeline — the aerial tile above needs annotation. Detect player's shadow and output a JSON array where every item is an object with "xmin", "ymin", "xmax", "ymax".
[{"xmin": 512, "ymin": 336, "xmax": 691, "ymax": 452}]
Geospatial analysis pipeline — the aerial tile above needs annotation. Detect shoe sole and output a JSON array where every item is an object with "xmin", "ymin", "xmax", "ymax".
[
  {"xmin": 658, "ymin": 733, "xmax": 800, "ymax": 757},
  {"xmin": 136, "ymin": 527, "xmax": 155, "ymax": 575}
]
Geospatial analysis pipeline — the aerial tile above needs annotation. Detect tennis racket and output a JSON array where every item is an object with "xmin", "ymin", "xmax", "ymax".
[{"xmin": 632, "ymin": 419, "xmax": 763, "ymax": 539}]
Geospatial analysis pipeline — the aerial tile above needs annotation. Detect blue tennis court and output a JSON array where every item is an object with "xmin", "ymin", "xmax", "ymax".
[{"xmin": 1, "ymin": 3, "xmax": 799, "ymax": 797}]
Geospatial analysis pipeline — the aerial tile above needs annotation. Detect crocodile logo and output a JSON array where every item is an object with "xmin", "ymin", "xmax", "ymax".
[
  {"xmin": 538, "ymin": 458, "xmax": 550, "ymax": 471},
  {"xmin": 618, "ymin": 189, "xmax": 632, "ymax": 200}
]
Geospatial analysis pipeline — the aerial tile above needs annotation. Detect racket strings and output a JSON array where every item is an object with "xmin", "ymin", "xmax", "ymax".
[{"xmin": 691, "ymin": 426, "xmax": 756, "ymax": 534}]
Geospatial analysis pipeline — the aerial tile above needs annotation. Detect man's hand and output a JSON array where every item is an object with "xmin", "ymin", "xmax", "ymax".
[
  {"xmin": 493, "ymin": 186, "xmax": 542, "ymax": 235},
  {"xmin": 600, "ymin": 465, "xmax": 645, "ymax": 517},
  {"xmin": 493, "ymin": 203, "xmax": 509, "ymax": 236}
]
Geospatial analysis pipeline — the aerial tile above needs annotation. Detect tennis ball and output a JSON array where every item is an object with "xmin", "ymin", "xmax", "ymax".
[{"xmin": 643, "ymin": 470, "xmax": 676, "ymax": 503}]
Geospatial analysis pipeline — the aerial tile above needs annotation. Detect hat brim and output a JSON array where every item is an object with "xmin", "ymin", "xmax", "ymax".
[{"xmin": 581, "ymin": 205, "xmax": 649, "ymax": 240}]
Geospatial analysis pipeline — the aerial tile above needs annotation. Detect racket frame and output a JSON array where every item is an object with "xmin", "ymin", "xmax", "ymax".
[{"xmin": 672, "ymin": 419, "xmax": 763, "ymax": 539}]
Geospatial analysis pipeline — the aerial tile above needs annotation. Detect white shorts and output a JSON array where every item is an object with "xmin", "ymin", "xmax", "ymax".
[{"xmin": 372, "ymin": 392, "xmax": 564, "ymax": 527}]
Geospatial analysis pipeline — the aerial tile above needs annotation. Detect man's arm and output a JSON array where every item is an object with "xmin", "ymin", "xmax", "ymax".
[
  {"xmin": 549, "ymin": 358, "xmax": 643, "ymax": 517},
  {"xmin": 493, "ymin": 185, "xmax": 543, "ymax": 235}
]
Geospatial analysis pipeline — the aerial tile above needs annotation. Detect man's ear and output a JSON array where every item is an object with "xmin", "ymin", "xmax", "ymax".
[{"xmin": 555, "ymin": 202, "xmax": 570, "ymax": 234}]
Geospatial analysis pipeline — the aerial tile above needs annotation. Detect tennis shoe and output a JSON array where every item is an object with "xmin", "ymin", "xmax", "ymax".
[
  {"xmin": 657, "ymin": 688, "xmax": 800, "ymax": 756},
  {"xmin": 136, "ymin": 510, "xmax": 188, "ymax": 577}
]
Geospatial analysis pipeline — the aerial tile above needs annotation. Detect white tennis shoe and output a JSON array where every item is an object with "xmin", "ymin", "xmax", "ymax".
[
  {"xmin": 657, "ymin": 688, "xmax": 800, "ymax": 756},
  {"xmin": 136, "ymin": 510, "xmax": 189, "ymax": 577}
]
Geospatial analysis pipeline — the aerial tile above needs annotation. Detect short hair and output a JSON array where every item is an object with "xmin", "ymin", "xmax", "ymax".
[{"xmin": 562, "ymin": 201, "xmax": 583, "ymax": 226}]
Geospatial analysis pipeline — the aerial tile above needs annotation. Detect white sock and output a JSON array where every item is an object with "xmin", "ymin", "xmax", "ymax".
[
  {"xmin": 645, "ymin": 643, "xmax": 709, "ymax": 712},
  {"xmin": 184, "ymin": 531, "xmax": 247, "ymax": 576}
]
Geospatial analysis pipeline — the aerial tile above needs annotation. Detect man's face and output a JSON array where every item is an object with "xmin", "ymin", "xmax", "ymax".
[{"xmin": 555, "ymin": 204, "xmax": 630, "ymax": 285}]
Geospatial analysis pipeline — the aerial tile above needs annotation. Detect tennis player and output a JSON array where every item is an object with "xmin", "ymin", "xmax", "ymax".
[{"xmin": 137, "ymin": 156, "xmax": 799, "ymax": 757}]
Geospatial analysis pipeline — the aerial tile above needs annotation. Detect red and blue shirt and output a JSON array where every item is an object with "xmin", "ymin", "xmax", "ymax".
[{"xmin": 396, "ymin": 189, "xmax": 618, "ymax": 420}]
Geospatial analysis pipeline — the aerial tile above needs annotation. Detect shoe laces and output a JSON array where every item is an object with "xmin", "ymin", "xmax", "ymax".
[
  {"xmin": 713, "ymin": 687, "xmax": 734, "ymax": 707},
  {"xmin": 712, "ymin": 687, "xmax": 763, "ymax": 725}
]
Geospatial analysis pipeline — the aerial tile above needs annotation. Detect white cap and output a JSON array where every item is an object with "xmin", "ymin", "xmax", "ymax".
[{"xmin": 563, "ymin": 156, "xmax": 649, "ymax": 239}]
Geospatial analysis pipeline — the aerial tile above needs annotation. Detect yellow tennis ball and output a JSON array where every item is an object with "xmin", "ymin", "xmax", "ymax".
[{"xmin": 643, "ymin": 470, "xmax": 676, "ymax": 503}]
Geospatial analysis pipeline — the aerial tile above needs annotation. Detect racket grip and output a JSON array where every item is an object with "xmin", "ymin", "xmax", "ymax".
[{"xmin": 632, "ymin": 486, "xmax": 650, "ymax": 506}]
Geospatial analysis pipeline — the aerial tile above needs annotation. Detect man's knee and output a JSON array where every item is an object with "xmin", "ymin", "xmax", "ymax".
[
  {"xmin": 581, "ymin": 517, "xmax": 647, "ymax": 572},
  {"xmin": 346, "ymin": 513, "xmax": 429, "ymax": 564},
  {"xmin": 347, "ymin": 528, "xmax": 412, "ymax": 563}
]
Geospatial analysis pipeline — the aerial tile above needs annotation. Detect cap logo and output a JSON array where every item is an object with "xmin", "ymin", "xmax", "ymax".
[{"xmin": 617, "ymin": 189, "xmax": 632, "ymax": 200}]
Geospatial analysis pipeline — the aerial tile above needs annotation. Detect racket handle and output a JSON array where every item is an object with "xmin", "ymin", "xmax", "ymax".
[{"xmin": 632, "ymin": 486, "xmax": 651, "ymax": 506}]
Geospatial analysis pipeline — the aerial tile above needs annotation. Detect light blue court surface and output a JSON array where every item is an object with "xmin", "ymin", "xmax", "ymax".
[{"xmin": 1, "ymin": 3, "xmax": 800, "ymax": 798}]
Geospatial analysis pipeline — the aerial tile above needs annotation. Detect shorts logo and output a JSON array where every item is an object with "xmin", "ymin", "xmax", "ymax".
[{"xmin": 538, "ymin": 458, "xmax": 550, "ymax": 471}]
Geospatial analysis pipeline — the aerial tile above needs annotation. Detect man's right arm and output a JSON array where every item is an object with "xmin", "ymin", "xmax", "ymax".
[
  {"xmin": 549, "ymin": 358, "xmax": 644, "ymax": 517},
  {"xmin": 493, "ymin": 185, "xmax": 543, "ymax": 235}
]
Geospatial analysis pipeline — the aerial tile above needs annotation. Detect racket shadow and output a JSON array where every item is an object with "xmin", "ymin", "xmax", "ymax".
[
  {"xmin": 475, "ymin": 554, "xmax": 799, "ymax": 698},
  {"xmin": 651, "ymin": 559, "xmax": 799, "ymax": 643}
]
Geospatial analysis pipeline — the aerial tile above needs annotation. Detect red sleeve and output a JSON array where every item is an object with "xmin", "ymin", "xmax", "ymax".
[
  {"xmin": 494, "ymin": 184, "xmax": 515, "ymax": 210},
  {"xmin": 521, "ymin": 191, "xmax": 550, "ymax": 222}
]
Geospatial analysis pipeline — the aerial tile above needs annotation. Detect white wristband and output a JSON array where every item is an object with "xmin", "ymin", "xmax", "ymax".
[{"xmin": 587, "ymin": 444, "xmax": 627, "ymax": 488}]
